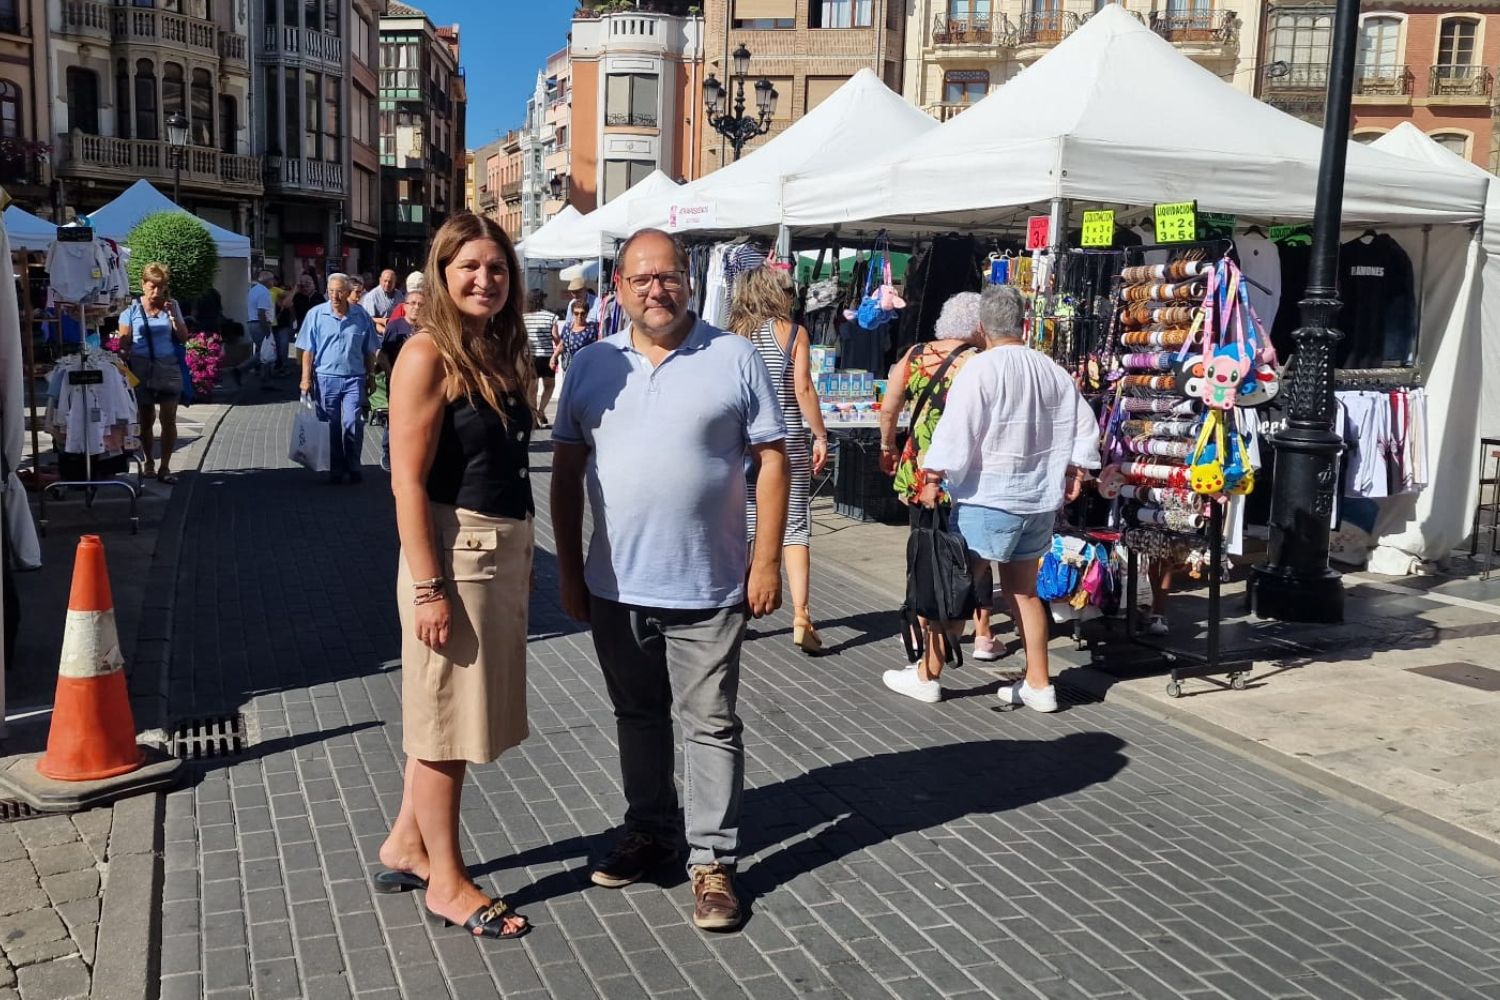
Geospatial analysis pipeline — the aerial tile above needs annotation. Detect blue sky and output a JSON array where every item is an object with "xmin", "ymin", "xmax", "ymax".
[{"xmin": 416, "ymin": 1, "xmax": 577, "ymax": 148}]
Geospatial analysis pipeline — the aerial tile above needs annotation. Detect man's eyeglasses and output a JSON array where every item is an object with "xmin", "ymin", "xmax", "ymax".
[{"xmin": 619, "ymin": 271, "xmax": 686, "ymax": 294}]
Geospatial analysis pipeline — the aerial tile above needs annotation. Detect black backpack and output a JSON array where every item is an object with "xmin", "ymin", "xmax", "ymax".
[{"xmin": 901, "ymin": 505, "xmax": 976, "ymax": 666}]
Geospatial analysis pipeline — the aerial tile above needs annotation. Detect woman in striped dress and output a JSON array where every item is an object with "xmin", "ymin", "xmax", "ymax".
[
  {"xmin": 522, "ymin": 289, "xmax": 559, "ymax": 427},
  {"xmin": 731, "ymin": 264, "xmax": 831, "ymax": 653}
]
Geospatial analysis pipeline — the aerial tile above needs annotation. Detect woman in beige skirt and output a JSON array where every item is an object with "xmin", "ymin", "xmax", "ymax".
[{"xmin": 376, "ymin": 213, "xmax": 536, "ymax": 940}]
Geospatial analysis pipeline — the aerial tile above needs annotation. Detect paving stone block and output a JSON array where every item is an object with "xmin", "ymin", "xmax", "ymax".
[
  {"xmin": 14, "ymin": 956, "xmax": 89, "ymax": 1000},
  {"xmin": 25, "ymin": 843, "xmax": 93, "ymax": 880},
  {"xmin": 39, "ymin": 869, "xmax": 99, "ymax": 907}
]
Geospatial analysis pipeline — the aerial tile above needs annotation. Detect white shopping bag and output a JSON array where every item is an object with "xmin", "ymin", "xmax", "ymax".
[
  {"xmin": 260, "ymin": 332, "xmax": 278, "ymax": 366},
  {"xmin": 288, "ymin": 394, "xmax": 329, "ymax": 472}
]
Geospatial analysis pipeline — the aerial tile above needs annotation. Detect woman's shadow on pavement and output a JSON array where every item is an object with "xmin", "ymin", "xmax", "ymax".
[{"xmin": 475, "ymin": 731, "xmax": 1128, "ymax": 914}]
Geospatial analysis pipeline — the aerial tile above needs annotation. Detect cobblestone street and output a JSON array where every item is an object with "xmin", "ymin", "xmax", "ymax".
[{"xmin": 152, "ymin": 390, "xmax": 1500, "ymax": 999}]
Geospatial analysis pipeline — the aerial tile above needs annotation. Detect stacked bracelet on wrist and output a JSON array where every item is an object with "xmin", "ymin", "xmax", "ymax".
[{"xmin": 413, "ymin": 576, "xmax": 447, "ymax": 606}]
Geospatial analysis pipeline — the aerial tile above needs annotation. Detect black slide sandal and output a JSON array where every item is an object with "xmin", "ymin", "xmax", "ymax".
[
  {"xmin": 372, "ymin": 869, "xmax": 428, "ymax": 894},
  {"xmin": 426, "ymin": 898, "xmax": 531, "ymax": 940}
]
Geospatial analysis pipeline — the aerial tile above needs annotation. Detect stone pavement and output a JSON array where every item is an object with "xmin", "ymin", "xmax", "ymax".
[
  {"xmin": 1, "ymin": 389, "xmax": 231, "ymax": 1000},
  {"xmin": 146, "ymin": 388, "xmax": 1500, "ymax": 1000}
]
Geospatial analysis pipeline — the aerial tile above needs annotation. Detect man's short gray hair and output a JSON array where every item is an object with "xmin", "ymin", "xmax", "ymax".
[
  {"xmin": 326, "ymin": 272, "xmax": 350, "ymax": 292},
  {"xmin": 933, "ymin": 291, "xmax": 983, "ymax": 340},
  {"xmin": 980, "ymin": 284, "xmax": 1025, "ymax": 340},
  {"xmin": 257, "ymin": 270, "xmax": 274, "ymax": 283}
]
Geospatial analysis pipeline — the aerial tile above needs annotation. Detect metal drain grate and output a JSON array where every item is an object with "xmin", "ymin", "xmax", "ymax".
[
  {"xmin": 170, "ymin": 714, "xmax": 246, "ymax": 760},
  {"xmin": 0, "ymin": 799, "xmax": 40, "ymax": 823}
]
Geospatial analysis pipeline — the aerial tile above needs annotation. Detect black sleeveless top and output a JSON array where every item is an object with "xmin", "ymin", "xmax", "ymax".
[{"xmin": 425, "ymin": 391, "xmax": 534, "ymax": 519}]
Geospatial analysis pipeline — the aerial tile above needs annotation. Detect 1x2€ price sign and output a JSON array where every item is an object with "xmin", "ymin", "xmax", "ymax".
[{"xmin": 1154, "ymin": 201, "xmax": 1198, "ymax": 244}]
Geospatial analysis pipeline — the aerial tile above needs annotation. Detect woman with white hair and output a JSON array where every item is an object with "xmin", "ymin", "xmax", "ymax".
[{"xmin": 878, "ymin": 291, "xmax": 999, "ymax": 694}]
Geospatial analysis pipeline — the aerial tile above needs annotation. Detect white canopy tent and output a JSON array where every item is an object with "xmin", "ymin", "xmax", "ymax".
[
  {"xmin": 521, "ymin": 171, "xmax": 680, "ymax": 261},
  {"xmin": 518, "ymin": 205, "xmax": 583, "ymax": 262},
  {"xmin": 626, "ymin": 68, "xmax": 938, "ymax": 237},
  {"xmin": 1363, "ymin": 123, "xmax": 1499, "ymax": 572},
  {"xmin": 86, "ymin": 180, "xmax": 252, "ymax": 322},
  {"xmin": 778, "ymin": 6, "xmax": 1488, "ymax": 571},
  {"xmin": 2, "ymin": 205, "xmax": 55, "ymax": 253},
  {"xmin": 781, "ymin": 6, "xmax": 1487, "ymax": 230}
]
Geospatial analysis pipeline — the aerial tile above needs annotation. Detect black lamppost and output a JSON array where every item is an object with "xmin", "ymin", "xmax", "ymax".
[
  {"xmin": 703, "ymin": 45, "xmax": 776, "ymax": 161},
  {"xmin": 1249, "ymin": 0, "xmax": 1360, "ymax": 624},
  {"xmin": 165, "ymin": 112, "xmax": 189, "ymax": 206}
]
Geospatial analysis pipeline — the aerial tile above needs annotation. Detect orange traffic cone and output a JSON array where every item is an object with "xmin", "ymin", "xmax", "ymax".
[{"xmin": 37, "ymin": 535, "xmax": 144, "ymax": 781}]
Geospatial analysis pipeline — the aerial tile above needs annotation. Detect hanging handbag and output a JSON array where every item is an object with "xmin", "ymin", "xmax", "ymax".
[
  {"xmin": 1188, "ymin": 410, "xmax": 1226, "ymax": 495},
  {"xmin": 1223, "ymin": 411, "xmax": 1256, "ymax": 495},
  {"xmin": 856, "ymin": 236, "xmax": 904, "ymax": 330},
  {"xmin": 1036, "ymin": 536, "xmax": 1082, "ymax": 603}
]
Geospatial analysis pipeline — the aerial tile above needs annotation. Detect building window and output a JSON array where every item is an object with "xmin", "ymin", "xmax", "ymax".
[
  {"xmin": 219, "ymin": 95, "xmax": 237, "ymax": 154},
  {"xmin": 1269, "ymin": 10, "xmax": 1333, "ymax": 87},
  {"xmin": 305, "ymin": 72, "xmax": 320, "ymax": 160},
  {"xmin": 281, "ymin": 0, "xmax": 296, "ymax": 30},
  {"xmin": 805, "ymin": 76, "xmax": 848, "ymax": 112},
  {"xmin": 0, "ymin": 0, "xmax": 19, "ymax": 35},
  {"xmin": 323, "ymin": 74, "xmax": 339, "ymax": 161},
  {"xmin": 0, "ymin": 81, "xmax": 17, "ymax": 139},
  {"xmin": 191, "ymin": 68, "xmax": 213, "ymax": 146},
  {"xmin": 947, "ymin": 0, "xmax": 992, "ymax": 20},
  {"xmin": 943, "ymin": 70, "xmax": 989, "ymax": 105},
  {"xmin": 1430, "ymin": 131, "xmax": 1471, "ymax": 158},
  {"xmin": 811, "ymin": 0, "xmax": 873, "ymax": 28},
  {"xmin": 352, "ymin": 89, "xmax": 370, "ymax": 145},
  {"xmin": 283, "ymin": 66, "xmax": 299, "ymax": 157},
  {"xmin": 134, "ymin": 59, "xmax": 159, "ymax": 140},
  {"xmin": 303, "ymin": 0, "xmax": 319, "ymax": 33},
  {"xmin": 602, "ymin": 159, "xmax": 653, "ymax": 205},
  {"xmin": 351, "ymin": 13, "xmax": 370, "ymax": 64},
  {"xmin": 732, "ymin": 0, "xmax": 794, "ymax": 27},
  {"xmin": 163, "ymin": 62, "xmax": 185, "ymax": 125},
  {"xmin": 116, "ymin": 61, "xmax": 131, "ymax": 139},
  {"xmin": 1436, "ymin": 17, "xmax": 1479, "ymax": 72},
  {"xmin": 605, "ymin": 73, "xmax": 659, "ymax": 128},
  {"xmin": 1351, "ymin": 130, "xmax": 1387, "ymax": 144},
  {"xmin": 66, "ymin": 69, "xmax": 101, "ymax": 135},
  {"xmin": 1358, "ymin": 15, "xmax": 1401, "ymax": 75}
]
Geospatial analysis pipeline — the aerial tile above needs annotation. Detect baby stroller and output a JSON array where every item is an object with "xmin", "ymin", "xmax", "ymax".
[{"xmin": 367, "ymin": 368, "xmax": 391, "ymax": 470}]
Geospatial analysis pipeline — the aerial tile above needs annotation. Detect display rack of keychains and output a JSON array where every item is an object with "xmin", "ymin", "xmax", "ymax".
[{"xmin": 1098, "ymin": 240, "xmax": 1254, "ymax": 697}]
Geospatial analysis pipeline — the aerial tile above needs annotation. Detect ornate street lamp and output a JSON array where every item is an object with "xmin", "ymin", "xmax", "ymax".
[
  {"xmin": 165, "ymin": 112, "xmax": 189, "ymax": 206},
  {"xmin": 548, "ymin": 174, "xmax": 564, "ymax": 200},
  {"xmin": 704, "ymin": 44, "xmax": 776, "ymax": 161},
  {"xmin": 1249, "ymin": 0, "xmax": 1361, "ymax": 623}
]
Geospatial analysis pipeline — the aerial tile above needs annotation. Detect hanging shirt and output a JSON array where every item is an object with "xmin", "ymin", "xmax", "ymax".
[
  {"xmin": 1335, "ymin": 234, "xmax": 1417, "ymax": 369},
  {"xmin": 46, "ymin": 240, "xmax": 110, "ymax": 303},
  {"xmin": 1234, "ymin": 233, "xmax": 1282, "ymax": 346},
  {"xmin": 295, "ymin": 302, "xmax": 379, "ymax": 377}
]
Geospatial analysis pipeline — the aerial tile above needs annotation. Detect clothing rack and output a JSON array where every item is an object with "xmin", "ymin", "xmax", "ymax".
[
  {"xmin": 1334, "ymin": 366, "xmax": 1424, "ymax": 389},
  {"xmin": 38, "ymin": 339, "xmax": 140, "ymax": 536}
]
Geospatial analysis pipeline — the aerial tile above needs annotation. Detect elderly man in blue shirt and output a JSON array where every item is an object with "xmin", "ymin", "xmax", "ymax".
[{"xmin": 297, "ymin": 273, "xmax": 380, "ymax": 484}]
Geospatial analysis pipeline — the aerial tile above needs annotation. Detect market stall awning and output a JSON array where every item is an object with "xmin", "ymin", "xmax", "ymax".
[
  {"xmin": 86, "ymin": 180, "xmax": 251, "ymax": 257},
  {"xmin": 519, "ymin": 205, "xmax": 582, "ymax": 262},
  {"xmin": 781, "ymin": 5, "xmax": 1489, "ymax": 232},
  {"xmin": 626, "ymin": 68, "xmax": 938, "ymax": 236},
  {"xmin": 3, "ymin": 204, "xmax": 55, "ymax": 253},
  {"xmin": 522, "ymin": 171, "xmax": 680, "ymax": 260}
]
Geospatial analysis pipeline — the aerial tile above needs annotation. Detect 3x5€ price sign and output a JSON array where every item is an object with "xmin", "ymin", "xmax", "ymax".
[{"xmin": 1154, "ymin": 201, "xmax": 1198, "ymax": 244}]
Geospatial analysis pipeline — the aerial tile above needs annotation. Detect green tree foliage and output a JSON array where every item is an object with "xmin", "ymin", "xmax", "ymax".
[{"xmin": 125, "ymin": 212, "xmax": 219, "ymax": 302}]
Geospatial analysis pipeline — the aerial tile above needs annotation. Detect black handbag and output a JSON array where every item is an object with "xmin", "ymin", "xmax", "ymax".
[{"xmin": 900, "ymin": 504, "xmax": 976, "ymax": 666}]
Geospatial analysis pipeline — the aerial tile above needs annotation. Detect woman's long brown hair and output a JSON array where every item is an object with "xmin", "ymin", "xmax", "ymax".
[{"xmin": 420, "ymin": 213, "xmax": 534, "ymax": 422}]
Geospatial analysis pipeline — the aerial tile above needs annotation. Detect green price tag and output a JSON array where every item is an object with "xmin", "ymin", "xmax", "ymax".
[
  {"xmin": 1154, "ymin": 201, "xmax": 1198, "ymax": 244},
  {"xmin": 1269, "ymin": 223, "xmax": 1313, "ymax": 246},
  {"xmin": 1081, "ymin": 210, "xmax": 1115, "ymax": 247},
  {"xmin": 1199, "ymin": 212, "xmax": 1236, "ymax": 239}
]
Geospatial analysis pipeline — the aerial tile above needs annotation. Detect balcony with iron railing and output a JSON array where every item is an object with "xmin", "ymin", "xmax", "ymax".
[
  {"xmin": 1147, "ymin": 9, "xmax": 1237, "ymax": 52},
  {"xmin": 478, "ymin": 186, "xmax": 498, "ymax": 212},
  {"xmin": 929, "ymin": 11, "xmax": 1016, "ymax": 51},
  {"xmin": 1263, "ymin": 63, "xmax": 1330, "ymax": 91},
  {"xmin": 922, "ymin": 102, "xmax": 975, "ymax": 123},
  {"xmin": 604, "ymin": 111, "xmax": 659, "ymax": 129},
  {"xmin": 1015, "ymin": 10, "xmax": 1083, "ymax": 53},
  {"xmin": 262, "ymin": 24, "xmax": 344, "ymax": 68},
  {"xmin": 1429, "ymin": 64, "xmax": 1492, "ymax": 102},
  {"xmin": 60, "ymin": 0, "xmax": 220, "ymax": 57},
  {"xmin": 58, "ymin": 132, "xmax": 263, "ymax": 194},
  {"xmin": 1353, "ymin": 65, "xmax": 1413, "ymax": 102},
  {"xmin": 501, "ymin": 179, "xmax": 522, "ymax": 201}
]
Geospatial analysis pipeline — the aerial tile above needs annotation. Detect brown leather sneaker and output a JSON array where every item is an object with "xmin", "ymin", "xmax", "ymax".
[
  {"xmin": 690, "ymin": 863, "xmax": 742, "ymax": 931},
  {"xmin": 591, "ymin": 832, "xmax": 679, "ymax": 889}
]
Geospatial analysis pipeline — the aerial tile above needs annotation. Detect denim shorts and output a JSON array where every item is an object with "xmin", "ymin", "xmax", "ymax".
[{"xmin": 953, "ymin": 504, "xmax": 1055, "ymax": 563}]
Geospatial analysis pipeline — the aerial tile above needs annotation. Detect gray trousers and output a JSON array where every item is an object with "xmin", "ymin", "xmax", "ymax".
[{"xmin": 590, "ymin": 596, "xmax": 748, "ymax": 868}]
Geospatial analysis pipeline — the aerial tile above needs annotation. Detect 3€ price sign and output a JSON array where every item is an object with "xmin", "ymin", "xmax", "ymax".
[
  {"xmin": 1081, "ymin": 210, "xmax": 1115, "ymax": 247},
  {"xmin": 1026, "ymin": 215, "xmax": 1050, "ymax": 251},
  {"xmin": 1154, "ymin": 201, "xmax": 1198, "ymax": 244}
]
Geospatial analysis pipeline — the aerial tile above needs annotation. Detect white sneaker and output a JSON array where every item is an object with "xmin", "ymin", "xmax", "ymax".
[
  {"xmin": 972, "ymin": 635, "xmax": 1002, "ymax": 661},
  {"xmin": 999, "ymin": 679, "xmax": 1059, "ymax": 713},
  {"xmin": 1146, "ymin": 615, "xmax": 1169, "ymax": 636},
  {"xmin": 883, "ymin": 667, "xmax": 942, "ymax": 704}
]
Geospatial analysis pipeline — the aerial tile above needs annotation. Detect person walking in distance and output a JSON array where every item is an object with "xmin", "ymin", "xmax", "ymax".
[
  {"xmin": 362, "ymin": 268, "xmax": 405, "ymax": 335},
  {"xmin": 296, "ymin": 274, "xmax": 380, "ymax": 484},
  {"xmin": 727, "ymin": 263, "xmax": 830, "ymax": 653},
  {"xmin": 118, "ymin": 262, "xmax": 190, "ymax": 483},
  {"xmin": 551, "ymin": 228, "xmax": 789, "ymax": 932},
  {"xmin": 240, "ymin": 269, "xmax": 274, "ymax": 382},
  {"xmin": 521, "ymin": 289, "xmax": 559, "ymax": 427},
  {"xmin": 914, "ymin": 285, "xmax": 1101, "ymax": 709},
  {"xmin": 375, "ymin": 213, "xmax": 536, "ymax": 941}
]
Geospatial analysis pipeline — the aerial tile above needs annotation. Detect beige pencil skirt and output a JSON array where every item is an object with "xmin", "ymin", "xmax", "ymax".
[{"xmin": 398, "ymin": 504, "xmax": 533, "ymax": 764}]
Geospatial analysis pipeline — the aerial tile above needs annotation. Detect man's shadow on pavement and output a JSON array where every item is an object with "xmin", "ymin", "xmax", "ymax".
[{"xmin": 474, "ymin": 732, "xmax": 1128, "ymax": 917}]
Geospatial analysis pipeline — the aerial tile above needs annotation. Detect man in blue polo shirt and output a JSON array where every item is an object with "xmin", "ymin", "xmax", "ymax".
[
  {"xmin": 552, "ymin": 228, "xmax": 788, "ymax": 933},
  {"xmin": 297, "ymin": 273, "xmax": 380, "ymax": 484}
]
